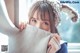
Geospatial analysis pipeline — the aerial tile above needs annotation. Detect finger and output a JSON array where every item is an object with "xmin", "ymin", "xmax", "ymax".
[
  {"xmin": 51, "ymin": 33, "xmax": 61, "ymax": 43},
  {"xmin": 19, "ymin": 22, "xmax": 26, "ymax": 31},
  {"xmin": 52, "ymin": 37, "xmax": 60, "ymax": 45},
  {"xmin": 49, "ymin": 37, "xmax": 60, "ymax": 52},
  {"xmin": 48, "ymin": 41, "xmax": 58, "ymax": 53}
]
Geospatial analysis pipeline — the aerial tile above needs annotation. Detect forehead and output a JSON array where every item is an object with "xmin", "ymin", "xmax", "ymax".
[{"xmin": 33, "ymin": 10, "xmax": 50, "ymax": 21}]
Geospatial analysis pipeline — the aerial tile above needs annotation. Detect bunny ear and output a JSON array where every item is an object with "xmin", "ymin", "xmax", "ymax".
[{"xmin": 61, "ymin": 4, "xmax": 78, "ymax": 22}]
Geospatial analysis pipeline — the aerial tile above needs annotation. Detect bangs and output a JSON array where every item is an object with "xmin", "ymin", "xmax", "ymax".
[
  {"xmin": 36, "ymin": 2, "xmax": 56, "ymax": 33},
  {"xmin": 36, "ymin": 2, "xmax": 54, "ymax": 21}
]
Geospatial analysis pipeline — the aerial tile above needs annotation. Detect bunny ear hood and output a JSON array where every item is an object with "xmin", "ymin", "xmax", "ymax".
[
  {"xmin": 61, "ymin": 4, "xmax": 78, "ymax": 22},
  {"xmin": 48, "ymin": 0, "xmax": 78, "ymax": 22}
]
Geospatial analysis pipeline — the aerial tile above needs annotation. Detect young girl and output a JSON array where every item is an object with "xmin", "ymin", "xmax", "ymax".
[
  {"xmin": 19, "ymin": 0, "xmax": 78, "ymax": 53},
  {"xmin": 19, "ymin": 1, "xmax": 66, "ymax": 53}
]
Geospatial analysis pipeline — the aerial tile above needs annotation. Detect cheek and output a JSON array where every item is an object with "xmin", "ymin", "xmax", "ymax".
[{"xmin": 41, "ymin": 25, "xmax": 50, "ymax": 31}]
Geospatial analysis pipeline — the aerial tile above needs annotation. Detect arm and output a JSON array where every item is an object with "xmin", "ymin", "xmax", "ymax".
[{"xmin": 0, "ymin": 0, "xmax": 18, "ymax": 35}]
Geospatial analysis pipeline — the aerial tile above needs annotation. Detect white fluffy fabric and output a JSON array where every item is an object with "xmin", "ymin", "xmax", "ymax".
[
  {"xmin": 0, "ymin": 16, "xmax": 60, "ymax": 53},
  {"xmin": 0, "ymin": 12, "xmax": 60, "ymax": 53}
]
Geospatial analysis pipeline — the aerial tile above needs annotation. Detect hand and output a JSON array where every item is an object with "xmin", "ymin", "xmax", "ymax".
[
  {"xmin": 47, "ymin": 33, "xmax": 61, "ymax": 53},
  {"xmin": 19, "ymin": 22, "xmax": 27, "ymax": 31}
]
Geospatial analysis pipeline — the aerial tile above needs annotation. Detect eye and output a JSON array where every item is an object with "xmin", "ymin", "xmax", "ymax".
[
  {"xmin": 44, "ymin": 22, "xmax": 49, "ymax": 25},
  {"xmin": 32, "ymin": 19, "xmax": 37, "ymax": 23}
]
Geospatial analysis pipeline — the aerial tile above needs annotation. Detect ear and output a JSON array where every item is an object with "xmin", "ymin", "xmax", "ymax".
[{"xmin": 61, "ymin": 4, "xmax": 78, "ymax": 22}]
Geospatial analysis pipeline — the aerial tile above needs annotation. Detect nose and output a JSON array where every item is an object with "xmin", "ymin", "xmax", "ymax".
[
  {"xmin": 37, "ymin": 22, "xmax": 45, "ymax": 30},
  {"xmin": 37, "ymin": 22, "xmax": 42, "ymax": 28}
]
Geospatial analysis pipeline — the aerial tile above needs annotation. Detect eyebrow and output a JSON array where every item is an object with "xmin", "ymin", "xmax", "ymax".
[{"xmin": 32, "ymin": 17, "xmax": 49, "ymax": 21}]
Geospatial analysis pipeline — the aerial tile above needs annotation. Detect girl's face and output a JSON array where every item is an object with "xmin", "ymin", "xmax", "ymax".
[{"xmin": 29, "ymin": 10, "xmax": 51, "ymax": 32}]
